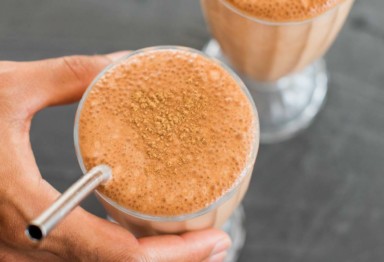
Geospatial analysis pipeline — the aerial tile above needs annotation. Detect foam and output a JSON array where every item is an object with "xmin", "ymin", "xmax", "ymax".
[
  {"xmin": 78, "ymin": 49, "xmax": 256, "ymax": 216},
  {"xmin": 225, "ymin": 0, "xmax": 346, "ymax": 22}
]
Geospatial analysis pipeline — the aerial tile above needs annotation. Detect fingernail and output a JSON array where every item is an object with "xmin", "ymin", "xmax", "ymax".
[
  {"xmin": 106, "ymin": 51, "xmax": 131, "ymax": 61},
  {"xmin": 209, "ymin": 251, "xmax": 227, "ymax": 262},
  {"xmin": 211, "ymin": 237, "xmax": 231, "ymax": 257}
]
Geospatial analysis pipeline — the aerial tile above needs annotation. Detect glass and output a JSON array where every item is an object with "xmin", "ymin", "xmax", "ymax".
[
  {"xmin": 201, "ymin": 0, "xmax": 354, "ymax": 143},
  {"xmin": 74, "ymin": 46, "xmax": 259, "ymax": 261}
]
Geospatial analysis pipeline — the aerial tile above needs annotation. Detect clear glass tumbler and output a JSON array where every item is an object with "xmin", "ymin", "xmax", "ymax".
[
  {"xmin": 201, "ymin": 0, "xmax": 354, "ymax": 143},
  {"xmin": 74, "ymin": 46, "xmax": 260, "ymax": 262}
]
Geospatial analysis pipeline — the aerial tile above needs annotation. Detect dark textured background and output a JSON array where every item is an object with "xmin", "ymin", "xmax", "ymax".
[{"xmin": 1, "ymin": 0, "xmax": 383, "ymax": 261}]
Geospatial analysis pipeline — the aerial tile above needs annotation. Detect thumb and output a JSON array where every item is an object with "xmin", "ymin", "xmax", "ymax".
[
  {"xmin": 20, "ymin": 51, "xmax": 131, "ymax": 113},
  {"xmin": 139, "ymin": 229, "xmax": 231, "ymax": 262}
]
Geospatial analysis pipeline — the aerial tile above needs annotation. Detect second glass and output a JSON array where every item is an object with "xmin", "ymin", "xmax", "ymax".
[{"xmin": 201, "ymin": 0, "xmax": 354, "ymax": 143}]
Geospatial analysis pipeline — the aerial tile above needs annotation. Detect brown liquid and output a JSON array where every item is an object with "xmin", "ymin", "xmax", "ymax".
[
  {"xmin": 226, "ymin": 0, "xmax": 346, "ymax": 22},
  {"xmin": 78, "ymin": 49, "xmax": 257, "ymax": 217},
  {"xmin": 202, "ymin": 0, "xmax": 354, "ymax": 81}
]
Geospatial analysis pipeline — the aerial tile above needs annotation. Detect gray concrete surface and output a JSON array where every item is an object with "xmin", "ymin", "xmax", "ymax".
[{"xmin": 1, "ymin": 0, "xmax": 383, "ymax": 261}]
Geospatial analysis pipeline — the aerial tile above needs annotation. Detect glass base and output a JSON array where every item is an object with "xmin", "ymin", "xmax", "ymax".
[
  {"xmin": 203, "ymin": 39, "xmax": 328, "ymax": 144},
  {"xmin": 222, "ymin": 205, "xmax": 246, "ymax": 262},
  {"xmin": 107, "ymin": 205, "xmax": 246, "ymax": 262}
]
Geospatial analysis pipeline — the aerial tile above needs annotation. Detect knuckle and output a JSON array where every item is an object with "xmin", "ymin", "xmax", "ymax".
[
  {"xmin": 62, "ymin": 55, "xmax": 91, "ymax": 86},
  {"xmin": 137, "ymin": 251, "xmax": 164, "ymax": 262},
  {"xmin": 112, "ymin": 249, "xmax": 151, "ymax": 262},
  {"xmin": 114, "ymin": 252, "xmax": 143, "ymax": 262},
  {"xmin": 132, "ymin": 256, "xmax": 152, "ymax": 262},
  {"xmin": 61, "ymin": 55, "xmax": 107, "ymax": 87}
]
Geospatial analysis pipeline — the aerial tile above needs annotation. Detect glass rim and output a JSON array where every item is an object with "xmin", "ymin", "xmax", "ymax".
[
  {"xmin": 74, "ymin": 45, "xmax": 259, "ymax": 222},
  {"xmin": 218, "ymin": 0, "xmax": 350, "ymax": 26}
]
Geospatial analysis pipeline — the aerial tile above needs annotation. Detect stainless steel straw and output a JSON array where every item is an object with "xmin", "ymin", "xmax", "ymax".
[{"xmin": 26, "ymin": 165, "xmax": 112, "ymax": 241}]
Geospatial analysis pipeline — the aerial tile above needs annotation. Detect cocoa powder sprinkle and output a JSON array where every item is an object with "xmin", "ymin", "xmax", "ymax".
[{"xmin": 78, "ymin": 49, "xmax": 256, "ymax": 216}]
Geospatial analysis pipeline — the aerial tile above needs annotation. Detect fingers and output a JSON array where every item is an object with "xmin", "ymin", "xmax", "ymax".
[
  {"xmin": 64, "ymin": 214, "xmax": 231, "ymax": 262},
  {"xmin": 25, "ymin": 197, "xmax": 231, "ymax": 262},
  {"xmin": 71, "ymin": 213, "xmax": 231, "ymax": 262},
  {"xmin": 138, "ymin": 229, "xmax": 231, "ymax": 262},
  {"xmin": 19, "ymin": 51, "xmax": 130, "ymax": 113}
]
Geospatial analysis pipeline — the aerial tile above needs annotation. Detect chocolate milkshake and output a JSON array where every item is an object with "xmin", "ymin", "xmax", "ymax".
[
  {"xmin": 201, "ymin": 0, "xmax": 354, "ymax": 81},
  {"xmin": 75, "ymin": 47, "xmax": 259, "ymax": 236}
]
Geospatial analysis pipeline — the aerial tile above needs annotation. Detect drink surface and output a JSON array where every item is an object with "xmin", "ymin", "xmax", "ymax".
[
  {"xmin": 225, "ymin": 0, "xmax": 346, "ymax": 22},
  {"xmin": 78, "ymin": 49, "xmax": 256, "ymax": 216}
]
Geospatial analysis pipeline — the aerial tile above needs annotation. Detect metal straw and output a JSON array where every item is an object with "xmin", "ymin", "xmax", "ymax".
[{"xmin": 26, "ymin": 165, "xmax": 112, "ymax": 241}]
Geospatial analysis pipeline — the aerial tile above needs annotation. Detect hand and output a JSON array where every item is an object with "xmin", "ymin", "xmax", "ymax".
[{"xmin": 0, "ymin": 53, "xmax": 231, "ymax": 262}]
